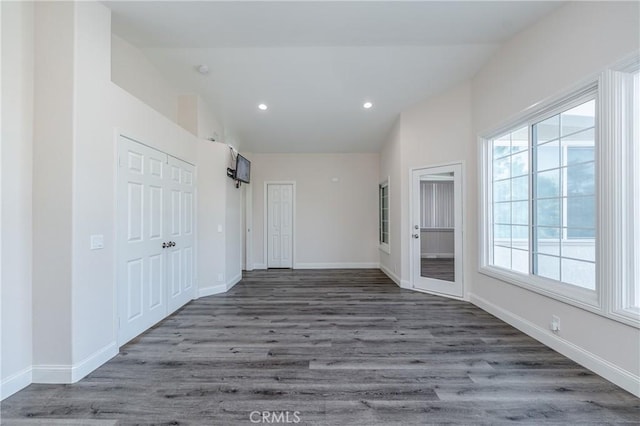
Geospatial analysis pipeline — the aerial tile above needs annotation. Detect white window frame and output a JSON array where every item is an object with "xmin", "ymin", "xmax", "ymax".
[
  {"xmin": 479, "ymin": 52, "xmax": 640, "ymax": 327},
  {"xmin": 379, "ymin": 178, "xmax": 390, "ymax": 254},
  {"xmin": 604, "ymin": 55, "xmax": 640, "ymax": 326}
]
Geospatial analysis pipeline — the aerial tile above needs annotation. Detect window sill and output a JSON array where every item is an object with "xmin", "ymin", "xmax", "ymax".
[
  {"xmin": 479, "ymin": 265, "xmax": 640, "ymax": 328},
  {"xmin": 379, "ymin": 243, "xmax": 391, "ymax": 255},
  {"xmin": 479, "ymin": 265, "xmax": 602, "ymax": 314}
]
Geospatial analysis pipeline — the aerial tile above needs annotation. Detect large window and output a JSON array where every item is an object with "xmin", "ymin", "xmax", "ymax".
[
  {"xmin": 379, "ymin": 180, "xmax": 390, "ymax": 252},
  {"xmin": 489, "ymin": 97, "xmax": 596, "ymax": 289},
  {"xmin": 480, "ymin": 55, "xmax": 639, "ymax": 326}
]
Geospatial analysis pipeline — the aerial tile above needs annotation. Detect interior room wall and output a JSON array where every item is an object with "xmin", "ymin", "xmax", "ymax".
[
  {"xmin": 72, "ymin": 1, "xmax": 201, "ymax": 373},
  {"xmin": 111, "ymin": 34, "xmax": 180, "ymax": 123},
  {"xmin": 398, "ymin": 81, "xmax": 474, "ymax": 288},
  {"xmin": 196, "ymin": 140, "xmax": 243, "ymax": 296},
  {"xmin": 225, "ymin": 172, "xmax": 243, "ymax": 284},
  {"xmin": 1, "ymin": 0, "xmax": 34, "ymax": 399},
  {"xmin": 248, "ymin": 153, "xmax": 380, "ymax": 269},
  {"xmin": 379, "ymin": 0, "xmax": 639, "ymax": 395},
  {"xmin": 378, "ymin": 120, "xmax": 402, "ymax": 284},
  {"xmin": 31, "ymin": 0, "xmax": 75, "ymax": 381},
  {"xmin": 469, "ymin": 1, "xmax": 640, "ymax": 390},
  {"xmin": 177, "ymin": 94, "xmax": 224, "ymax": 140}
]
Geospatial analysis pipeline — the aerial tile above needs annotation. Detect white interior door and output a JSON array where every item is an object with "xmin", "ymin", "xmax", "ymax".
[
  {"xmin": 411, "ymin": 163, "xmax": 464, "ymax": 298},
  {"xmin": 117, "ymin": 137, "xmax": 196, "ymax": 345},
  {"xmin": 166, "ymin": 155, "xmax": 195, "ymax": 314},
  {"xmin": 267, "ymin": 184, "xmax": 293, "ymax": 268},
  {"xmin": 117, "ymin": 137, "xmax": 168, "ymax": 344}
]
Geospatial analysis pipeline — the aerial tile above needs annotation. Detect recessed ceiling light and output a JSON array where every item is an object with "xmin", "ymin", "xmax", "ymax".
[
  {"xmin": 197, "ymin": 64, "xmax": 209, "ymax": 74},
  {"xmin": 258, "ymin": 103, "xmax": 268, "ymax": 111},
  {"xmin": 363, "ymin": 101, "xmax": 373, "ymax": 109}
]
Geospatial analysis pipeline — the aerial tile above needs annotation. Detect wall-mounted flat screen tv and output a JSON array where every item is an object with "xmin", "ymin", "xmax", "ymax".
[{"xmin": 235, "ymin": 154, "xmax": 251, "ymax": 183}]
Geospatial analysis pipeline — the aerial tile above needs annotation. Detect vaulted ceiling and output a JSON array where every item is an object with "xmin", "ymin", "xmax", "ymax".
[{"xmin": 106, "ymin": 1, "xmax": 563, "ymax": 153}]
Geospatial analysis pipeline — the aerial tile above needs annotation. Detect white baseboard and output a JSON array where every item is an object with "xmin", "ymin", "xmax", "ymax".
[
  {"xmin": 198, "ymin": 273, "xmax": 243, "ymax": 299},
  {"xmin": 198, "ymin": 283, "xmax": 227, "ymax": 298},
  {"xmin": 400, "ymin": 279, "xmax": 412, "ymax": 289},
  {"xmin": 294, "ymin": 262, "xmax": 380, "ymax": 269},
  {"xmin": 226, "ymin": 272, "xmax": 242, "ymax": 291},
  {"xmin": 1, "ymin": 366, "xmax": 32, "ymax": 400},
  {"xmin": 470, "ymin": 293, "xmax": 640, "ymax": 398},
  {"xmin": 71, "ymin": 342, "xmax": 118, "ymax": 383},
  {"xmin": 379, "ymin": 263, "xmax": 401, "ymax": 286},
  {"xmin": 32, "ymin": 364, "xmax": 72, "ymax": 383},
  {"xmin": 32, "ymin": 342, "xmax": 118, "ymax": 384},
  {"xmin": 253, "ymin": 263, "xmax": 267, "ymax": 270}
]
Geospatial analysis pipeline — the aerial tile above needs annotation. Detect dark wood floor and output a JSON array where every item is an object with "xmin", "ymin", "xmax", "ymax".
[
  {"xmin": 421, "ymin": 258, "xmax": 455, "ymax": 282},
  {"xmin": 2, "ymin": 269, "xmax": 638, "ymax": 425}
]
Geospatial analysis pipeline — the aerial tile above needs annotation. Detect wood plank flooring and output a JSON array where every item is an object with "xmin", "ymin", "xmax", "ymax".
[
  {"xmin": 421, "ymin": 259, "xmax": 455, "ymax": 282},
  {"xmin": 2, "ymin": 269, "xmax": 638, "ymax": 425}
]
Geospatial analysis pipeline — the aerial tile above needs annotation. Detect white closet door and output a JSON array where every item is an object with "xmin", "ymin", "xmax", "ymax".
[
  {"xmin": 117, "ymin": 137, "xmax": 196, "ymax": 346},
  {"xmin": 166, "ymin": 155, "xmax": 196, "ymax": 314},
  {"xmin": 267, "ymin": 184, "xmax": 293, "ymax": 268},
  {"xmin": 117, "ymin": 137, "xmax": 168, "ymax": 345}
]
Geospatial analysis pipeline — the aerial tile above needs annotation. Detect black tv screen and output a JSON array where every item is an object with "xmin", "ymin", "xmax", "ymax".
[{"xmin": 235, "ymin": 154, "xmax": 251, "ymax": 183}]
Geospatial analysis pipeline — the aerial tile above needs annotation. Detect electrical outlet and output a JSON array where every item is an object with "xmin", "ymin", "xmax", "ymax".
[
  {"xmin": 217, "ymin": 273, "xmax": 224, "ymax": 282},
  {"xmin": 551, "ymin": 315, "xmax": 560, "ymax": 332}
]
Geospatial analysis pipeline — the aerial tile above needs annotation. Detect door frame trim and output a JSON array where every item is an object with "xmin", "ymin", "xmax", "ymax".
[
  {"xmin": 408, "ymin": 161, "xmax": 465, "ymax": 300},
  {"xmin": 263, "ymin": 181, "xmax": 296, "ymax": 269}
]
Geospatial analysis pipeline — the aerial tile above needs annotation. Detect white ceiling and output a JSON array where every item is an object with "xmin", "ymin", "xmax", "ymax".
[{"xmin": 106, "ymin": 1, "xmax": 563, "ymax": 153}]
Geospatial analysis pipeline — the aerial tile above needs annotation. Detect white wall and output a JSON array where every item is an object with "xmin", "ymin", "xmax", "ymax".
[
  {"xmin": 470, "ymin": 1, "xmax": 640, "ymax": 389},
  {"xmin": 196, "ymin": 140, "xmax": 242, "ymax": 295},
  {"xmin": 249, "ymin": 153, "xmax": 380, "ymax": 268},
  {"xmin": 25, "ymin": 2, "xmax": 239, "ymax": 386},
  {"xmin": 225, "ymin": 173, "xmax": 243, "ymax": 283},
  {"xmin": 379, "ymin": 1, "xmax": 640, "ymax": 395},
  {"xmin": 111, "ymin": 34, "xmax": 180, "ymax": 123},
  {"xmin": 68, "ymin": 2, "xmax": 201, "ymax": 375},
  {"xmin": 1, "ymin": 0, "xmax": 33, "ymax": 399},
  {"xmin": 378, "ymin": 120, "xmax": 402, "ymax": 283},
  {"xmin": 399, "ymin": 81, "xmax": 474, "ymax": 287},
  {"xmin": 32, "ymin": 1, "xmax": 75, "ymax": 379}
]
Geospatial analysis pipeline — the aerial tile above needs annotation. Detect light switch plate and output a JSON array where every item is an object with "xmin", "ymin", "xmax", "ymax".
[
  {"xmin": 90, "ymin": 235, "xmax": 104, "ymax": 250},
  {"xmin": 217, "ymin": 224, "xmax": 223, "ymax": 233}
]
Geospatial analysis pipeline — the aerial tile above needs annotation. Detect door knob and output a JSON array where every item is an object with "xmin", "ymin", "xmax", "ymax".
[
  {"xmin": 413, "ymin": 234, "xmax": 420, "ymax": 239},
  {"xmin": 171, "ymin": 242, "xmax": 176, "ymax": 247}
]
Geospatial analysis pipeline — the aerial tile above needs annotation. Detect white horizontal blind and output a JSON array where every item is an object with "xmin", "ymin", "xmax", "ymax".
[{"xmin": 420, "ymin": 181, "xmax": 454, "ymax": 229}]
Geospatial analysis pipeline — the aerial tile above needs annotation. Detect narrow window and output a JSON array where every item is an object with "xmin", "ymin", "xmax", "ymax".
[{"xmin": 379, "ymin": 181, "xmax": 390, "ymax": 250}]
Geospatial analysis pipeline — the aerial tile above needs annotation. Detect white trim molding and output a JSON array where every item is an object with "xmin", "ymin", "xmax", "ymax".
[
  {"xmin": 226, "ymin": 272, "xmax": 242, "ymax": 291},
  {"xmin": 198, "ymin": 283, "xmax": 227, "ymax": 298},
  {"xmin": 1, "ymin": 366, "xmax": 33, "ymax": 400},
  {"xmin": 32, "ymin": 342, "xmax": 118, "ymax": 385},
  {"xmin": 295, "ymin": 262, "xmax": 379, "ymax": 269},
  {"xmin": 198, "ymin": 273, "xmax": 243, "ymax": 298},
  {"xmin": 379, "ymin": 263, "xmax": 401, "ymax": 286},
  {"xmin": 470, "ymin": 293, "xmax": 640, "ymax": 398}
]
